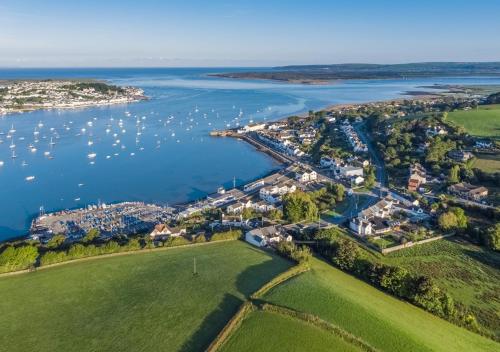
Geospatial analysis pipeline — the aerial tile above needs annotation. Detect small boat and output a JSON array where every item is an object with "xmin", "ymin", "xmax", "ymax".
[
  {"xmin": 87, "ymin": 140, "xmax": 94, "ymax": 146},
  {"xmin": 87, "ymin": 153, "xmax": 97, "ymax": 159},
  {"xmin": 44, "ymin": 151, "xmax": 50, "ymax": 157},
  {"xmin": 9, "ymin": 124, "xmax": 16, "ymax": 134},
  {"xmin": 0, "ymin": 161, "xmax": 4, "ymax": 166},
  {"xmin": 22, "ymin": 160, "xmax": 28, "ymax": 167},
  {"xmin": 25, "ymin": 176, "xmax": 35, "ymax": 181}
]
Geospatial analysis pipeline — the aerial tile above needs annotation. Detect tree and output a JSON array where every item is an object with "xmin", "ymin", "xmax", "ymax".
[
  {"xmin": 365, "ymin": 166, "xmax": 376, "ymax": 189},
  {"xmin": 448, "ymin": 165, "xmax": 460, "ymax": 184},
  {"xmin": 438, "ymin": 212, "xmax": 458, "ymax": 231},
  {"xmin": 486, "ymin": 224, "xmax": 500, "ymax": 251},
  {"xmin": 46, "ymin": 234, "xmax": 66, "ymax": 249},
  {"xmin": 0, "ymin": 246, "xmax": 38, "ymax": 272},
  {"xmin": 438, "ymin": 207, "xmax": 467, "ymax": 232},
  {"xmin": 82, "ymin": 228, "xmax": 100, "ymax": 243},
  {"xmin": 332, "ymin": 238, "xmax": 358, "ymax": 270},
  {"xmin": 329, "ymin": 183, "xmax": 345, "ymax": 202},
  {"xmin": 282, "ymin": 191, "xmax": 318, "ymax": 223},
  {"xmin": 266, "ymin": 209, "xmax": 283, "ymax": 221},
  {"xmin": 242, "ymin": 208, "xmax": 257, "ymax": 220}
]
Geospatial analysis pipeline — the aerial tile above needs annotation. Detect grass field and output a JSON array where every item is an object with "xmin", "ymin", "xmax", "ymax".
[
  {"xmin": 472, "ymin": 151, "xmax": 500, "ymax": 173},
  {"xmin": 383, "ymin": 238, "xmax": 500, "ymax": 339},
  {"xmin": 447, "ymin": 104, "xmax": 500, "ymax": 139},
  {"xmin": 260, "ymin": 258, "xmax": 499, "ymax": 352},
  {"xmin": 221, "ymin": 310, "xmax": 363, "ymax": 352},
  {"xmin": 0, "ymin": 241, "xmax": 292, "ymax": 352}
]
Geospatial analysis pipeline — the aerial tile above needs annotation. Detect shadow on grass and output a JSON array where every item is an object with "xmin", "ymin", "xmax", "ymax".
[
  {"xmin": 179, "ymin": 250, "xmax": 292, "ymax": 351},
  {"xmin": 179, "ymin": 293, "xmax": 243, "ymax": 352},
  {"xmin": 463, "ymin": 248, "xmax": 500, "ymax": 271}
]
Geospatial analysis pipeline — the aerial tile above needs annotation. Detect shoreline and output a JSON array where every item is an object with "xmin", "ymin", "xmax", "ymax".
[
  {"xmin": 1, "ymin": 81, "xmax": 494, "ymax": 243},
  {"xmin": 0, "ymin": 93, "xmax": 438, "ymax": 243},
  {"xmin": 0, "ymin": 97, "xmax": 148, "ymax": 117}
]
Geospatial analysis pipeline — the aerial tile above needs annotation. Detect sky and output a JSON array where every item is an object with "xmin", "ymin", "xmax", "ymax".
[{"xmin": 1, "ymin": 0, "xmax": 500, "ymax": 67}]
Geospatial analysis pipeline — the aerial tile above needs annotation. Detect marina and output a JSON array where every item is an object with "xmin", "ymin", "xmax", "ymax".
[{"xmin": 30, "ymin": 202, "xmax": 174, "ymax": 241}]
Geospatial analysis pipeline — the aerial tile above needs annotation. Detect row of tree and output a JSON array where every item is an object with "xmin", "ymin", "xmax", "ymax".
[{"xmin": 304, "ymin": 228, "xmax": 483, "ymax": 335}]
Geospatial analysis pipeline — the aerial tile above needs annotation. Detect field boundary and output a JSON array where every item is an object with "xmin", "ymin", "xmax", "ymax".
[
  {"xmin": 207, "ymin": 263, "xmax": 309, "ymax": 351},
  {"xmin": 251, "ymin": 263, "xmax": 310, "ymax": 299},
  {"xmin": 259, "ymin": 303, "xmax": 379, "ymax": 352},
  {"xmin": 205, "ymin": 301, "xmax": 255, "ymax": 352},
  {"xmin": 0, "ymin": 239, "xmax": 236, "ymax": 279}
]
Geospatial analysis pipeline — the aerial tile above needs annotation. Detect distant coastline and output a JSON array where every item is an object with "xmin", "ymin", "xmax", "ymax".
[{"xmin": 210, "ymin": 61, "xmax": 500, "ymax": 84}]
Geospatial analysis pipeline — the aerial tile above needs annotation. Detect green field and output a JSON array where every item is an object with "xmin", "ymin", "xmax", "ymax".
[
  {"xmin": 258, "ymin": 258, "xmax": 499, "ymax": 352},
  {"xmin": 383, "ymin": 239, "xmax": 500, "ymax": 339},
  {"xmin": 472, "ymin": 151, "xmax": 500, "ymax": 173},
  {"xmin": 0, "ymin": 241, "xmax": 292, "ymax": 352},
  {"xmin": 447, "ymin": 104, "xmax": 500, "ymax": 139},
  {"xmin": 221, "ymin": 310, "xmax": 362, "ymax": 352}
]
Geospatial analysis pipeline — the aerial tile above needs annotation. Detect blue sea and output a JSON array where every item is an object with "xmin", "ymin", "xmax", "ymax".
[{"xmin": 1, "ymin": 68, "xmax": 500, "ymax": 240}]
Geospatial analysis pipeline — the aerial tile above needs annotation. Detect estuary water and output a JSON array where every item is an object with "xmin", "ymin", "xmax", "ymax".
[{"xmin": 1, "ymin": 68, "xmax": 500, "ymax": 240}]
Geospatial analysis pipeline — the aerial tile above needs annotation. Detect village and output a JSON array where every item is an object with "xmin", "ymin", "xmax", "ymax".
[
  {"xmin": 25, "ymin": 86, "xmax": 500, "ymax": 257},
  {"xmin": 0, "ymin": 80, "xmax": 146, "ymax": 115}
]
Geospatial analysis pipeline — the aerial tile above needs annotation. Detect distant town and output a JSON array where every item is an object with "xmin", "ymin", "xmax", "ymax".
[{"xmin": 0, "ymin": 80, "xmax": 146, "ymax": 115}]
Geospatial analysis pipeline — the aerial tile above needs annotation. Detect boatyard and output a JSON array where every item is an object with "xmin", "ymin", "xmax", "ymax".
[{"xmin": 30, "ymin": 202, "xmax": 174, "ymax": 241}]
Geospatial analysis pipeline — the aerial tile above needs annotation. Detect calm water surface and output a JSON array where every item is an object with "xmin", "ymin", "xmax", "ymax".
[{"xmin": 1, "ymin": 68, "xmax": 500, "ymax": 240}]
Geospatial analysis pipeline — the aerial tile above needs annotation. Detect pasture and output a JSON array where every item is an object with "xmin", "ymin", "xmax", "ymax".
[
  {"xmin": 0, "ymin": 241, "xmax": 292, "ymax": 352},
  {"xmin": 260, "ymin": 258, "xmax": 499, "ymax": 352},
  {"xmin": 447, "ymin": 104, "xmax": 500, "ymax": 139},
  {"xmin": 383, "ymin": 239, "xmax": 500, "ymax": 339},
  {"xmin": 221, "ymin": 310, "xmax": 363, "ymax": 352}
]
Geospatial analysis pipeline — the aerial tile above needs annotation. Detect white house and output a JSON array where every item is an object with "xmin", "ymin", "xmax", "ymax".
[
  {"xmin": 339, "ymin": 166, "xmax": 364, "ymax": 178},
  {"xmin": 352, "ymin": 176, "xmax": 364, "ymax": 186},
  {"xmin": 295, "ymin": 170, "xmax": 317, "ymax": 183},
  {"xmin": 226, "ymin": 200, "xmax": 253, "ymax": 214},
  {"xmin": 243, "ymin": 179, "xmax": 265, "ymax": 192},
  {"xmin": 245, "ymin": 226, "xmax": 292, "ymax": 248},
  {"xmin": 349, "ymin": 218, "xmax": 373, "ymax": 236},
  {"xmin": 150, "ymin": 224, "xmax": 186, "ymax": 240}
]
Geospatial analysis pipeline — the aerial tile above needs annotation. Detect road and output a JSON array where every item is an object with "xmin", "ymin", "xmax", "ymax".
[{"xmin": 236, "ymin": 124, "xmax": 389, "ymax": 228}]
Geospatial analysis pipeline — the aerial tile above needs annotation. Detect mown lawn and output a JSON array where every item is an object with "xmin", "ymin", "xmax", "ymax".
[
  {"xmin": 0, "ymin": 241, "xmax": 292, "ymax": 352},
  {"xmin": 262, "ymin": 258, "xmax": 499, "ymax": 352},
  {"xmin": 221, "ymin": 310, "xmax": 363, "ymax": 352},
  {"xmin": 472, "ymin": 151, "xmax": 500, "ymax": 173},
  {"xmin": 447, "ymin": 104, "xmax": 500, "ymax": 139},
  {"xmin": 383, "ymin": 238, "xmax": 500, "ymax": 339}
]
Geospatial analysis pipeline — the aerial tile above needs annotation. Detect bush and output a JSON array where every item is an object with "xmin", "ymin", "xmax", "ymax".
[
  {"xmin": 0, "ymin": 245, "xmax": 39, "ymax": 273},
  {"xmin": 193, "ymin": 234, "xmax": 207, "ymax": 243},
  {"xmin": 211, "ymin": 229, "xmax": 242, "ymax": 241},
  {"xmin": 166, "ymin": 236, "xmax": 191, "ymax": 247},
  {"xmin": 40, "ymin": 251, "xmax": 67, "ymax": 266},
  {"xmin": 275, "ymin": 241, "xmax": 312, "ymax": 264},
  {"xmin": 46, "ymin": 234, "xmax": 66, "ymax": 249}
]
